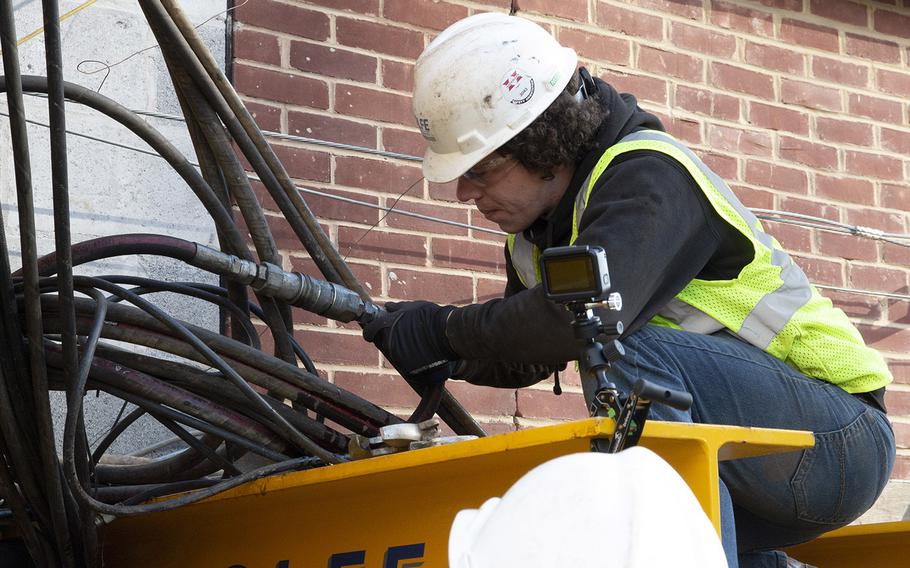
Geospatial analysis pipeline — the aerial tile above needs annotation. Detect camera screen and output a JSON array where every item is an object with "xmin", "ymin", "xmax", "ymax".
[{"xmin": 544, "ymin": 255, "xmax": 597, "ymax": 295}]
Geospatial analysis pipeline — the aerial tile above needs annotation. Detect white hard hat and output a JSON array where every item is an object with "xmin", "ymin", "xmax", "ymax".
[
  {"xmin": 448, "ymin": 448, "xmax": 727, "ymax": 568},
  {"xmin": 413, "ymin": 13, "xmax": 578, "ymax": 183}
]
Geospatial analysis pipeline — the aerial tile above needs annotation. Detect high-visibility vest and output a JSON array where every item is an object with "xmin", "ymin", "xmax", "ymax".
[{"xmin": 507, "ymin": 130, "xmax": 892, "ymax": 393}]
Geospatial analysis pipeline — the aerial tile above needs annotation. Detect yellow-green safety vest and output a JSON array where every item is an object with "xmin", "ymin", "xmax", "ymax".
[{"xmin": 507, "ymin": 130, "xmax": 892, "ymax": 394}]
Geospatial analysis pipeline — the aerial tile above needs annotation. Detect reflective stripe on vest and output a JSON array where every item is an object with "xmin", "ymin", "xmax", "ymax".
[
  {"xmin": 506, "ymin": 130, "xmax": 891, "ymax": 392},
  {"xmin": 506, "ymin": 233, "xmax": 541, "ymax": 289}
]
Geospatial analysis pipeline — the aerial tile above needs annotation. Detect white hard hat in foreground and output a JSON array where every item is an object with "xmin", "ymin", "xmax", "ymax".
[
  {"xmin": 413, "ymin": 13, "xmax": 578, "ymax": 183},
  {"xmin": 448, "ymin": 447, "xmax": 727, "ymax": 568}
]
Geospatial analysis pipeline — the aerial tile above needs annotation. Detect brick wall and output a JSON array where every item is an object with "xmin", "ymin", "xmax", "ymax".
[{"xmin": 231, "ymin": 0, "xmax": 910, "ymax": 478}]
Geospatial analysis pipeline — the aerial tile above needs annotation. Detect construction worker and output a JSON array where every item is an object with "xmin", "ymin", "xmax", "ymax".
[{"xmin": 362, "ymin": 13, "xmax": 895, "ymax": 568}]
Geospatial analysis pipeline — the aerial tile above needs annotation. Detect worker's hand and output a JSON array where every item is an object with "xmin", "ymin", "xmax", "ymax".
[{"xmin": 362, "ymin": 301, "xmax": 458, "ymax": 385}]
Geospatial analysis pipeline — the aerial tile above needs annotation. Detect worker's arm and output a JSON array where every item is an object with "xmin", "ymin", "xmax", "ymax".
[{"xmin": 445, "ymin": 152, "xmax": 733, "ymax": 365}]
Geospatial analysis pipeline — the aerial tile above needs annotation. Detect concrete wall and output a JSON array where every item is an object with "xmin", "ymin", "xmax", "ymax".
[
  {"xmin": 0, "ymin": 0, "xmax": 227, "ymax": 454},
  {"xmin": 230, "ymin": 0, "xmax": 910, "ymax": 506}
]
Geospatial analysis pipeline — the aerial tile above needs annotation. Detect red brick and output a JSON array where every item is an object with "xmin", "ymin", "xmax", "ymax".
[
  {"xmin": 385, "ymin": 267, "xmax": 474, "ymax": 304},
  {"xmin": 637, "ymin": 46, "xmax": 704, "ymax": 82},
  {"xmin": 432, "ymin": 238, "xmax": 505, "ymax": 274},
  {"xmin": 234, "ymin": 28, "xmax": 281, "ymax": 66},
  {"xmin": 883, "ymin": 242, "xmax": 910, "ymax": 266},
  {"xmin": 744, "ymin": 161, "xmax": 808, "ymax": 194},
  {"xmin": 889, "ymin": 360, "xmax": 910, "ymax": 385},
  {"xmin": 271, "ymin": 144, "xmax": 331, "ymax": 182},
  {"xmin": 858, "ymin": 325, "xmax": 910, "ymax": 354},
  {"xmin": 234, "ymin": 63, "xmax": 329, "ymax": 108},
  {"xmin": 295, "ymin": 328, "xmax": 377, "ymax": 366},
  {"xmin": 877, "ymin": 69, "xmax": 910, "ymax": 98},
  {"xmin": 300, "ymin": 187, "xmax": 380, "ymax": 225},
  {"xmin": 845, "ymin": 208, "xmax": 906, "ymax": 235},
  {"xmin": 815, "ymin": 117, "xmax": 873, "ymax": 146},
  {"xmin": 664, "ymin": 116, "xmax": 702, "ymax": 145},
  {"xmin": 699, "ymin": 151, "xmax": 739, "ymax": 180},
  {"xmin": 595, "ymin": 4, "xmax": 665, "ymax": 41},
  {"xmin": 675, "ymin": 85, "xmax": 740, "ymax": 121},
  {"xmin": 811, "ymin": 56, "xmax": 869, "ymax": 89},
  {"xmin": 874, "ymin": 9, "xmax": 910, "ymax": 39},
  {"xmin": 744, "ymin": 42, "xmax": 805, "ymax": 75},
  {"xmin": 335, "ymin": 156, "xmax": 422, "ymax": 193},
  {"xmin": 780, "ymin": 19, "xmax": 840, "ymax": 53},
  {"xmin": 781, "ymin": 79, "xmax": 842, "ymax": 112},
  {"xmin": 850, "ymin": 264, "xmax": 908, "ymax": 293},
  {"xmin": 882, "ymin": 184, "xmax": 910, "ymax": 210},
  {"xmin": 338, "ymin": 227, "xmax": 427, "ymax": 265},
  {"xmin": 708, "ymin": 125, "xmax": 772, "ymax": 157},
  {"xmin": 289, "ymin": 42, "xmax": 377, "ymax": 82},
  {"xmin": 751, "ymin": 0, "xmax": 802, "ymax": 9},
  {"xmin": 245, "ymin": 101, "xmax": 282, "ymax": 132},
  {"xmin": 891, "ymin": 454, "xmax": 910, "ymax": 481},
  {"xmin": 268, "ymin": 216, "xmax": 330, "ymax": 252},
  {"xmin": 628, "ymin": 0, "xmax": 704, "ymax": 19},
  {"xmin": 732, "ymin": 184, "xmax": 775, "ymax": 209},
  {"xmin": 558, "ymin": 28, "xmax": 631, "ymax": 65},
  {"xmin": 445, "ymin": 381, "xmax": 517, "ymax": 417},
  {"xmin": 778, "ymin": 136, "xmax": 837, "ymax": 170},
  {"xmin": 381, "ymin": 127, "xmax": 426, "ymax": 158},
  {"xmin": 818, "ymin": 233, "xmax": 878, "ymax": 262},
  {"xmin": 518, "ymin": 0, "xmax": 588, "ymax": 21},
  {"xmin": 822, "ymin": 289, "xmax": 882, "ymax": 321},
  {"xmin": 287, "ymin": 111, "xmax": 376, "ymax": 148},
  {"xmin": 882, "ymin": 129, "xmax": 910, "ymax": 155},
  {"xmin": 600, "ymin": 70, "xmax": 668, "ymax": 105},
  {"xmin": 710, "ymin": 0, "xmax": 773, "ymax": 36},
  {"xmin": 382, "ymin": 0, "xmax": 468, "ymax": 30},
  {"xmin": 386, "ymin": 200, "xmax": 469, "ymax": 237},
  {"xmin": 845, "ymin": 32, "xmax": 901, "ymax": 63},
  {"xmin": 335, "ymin": 84, "xmax": 413, "ymax": 126},
  {"xmin": 848, "ymin": 93, "xmax": 903, "ymax": 123},
  {"xmin": 815, "ymin": 174, "xmax": 874, "ymax": 205},
  {"xmin": 477, "ymin": 277, "xmax": 506, "ymax": 302},
  {"xmin": 809, "ymin": 0, "xmax": 869, "ymax": 26},
  {"xmin": 894, "ymin": 422, "xmax": 910, "ymax": 449},
  {"xmin": 235, "ymin": 0, "xmax": 329, "ymax": 39},
  {"xmin": 469, "ymin": 210, "xmax": 506, "ymax": 238},
  {"xmin": 516, "ymin": 388, "xmax": 587, "ymax": 420},
  {"xmin": 334, "ymin": 372, "xmax": 421, "ymax": 409},
  {"xmin": 748, "ymin": 102, "xmax": 808, "ymax": 135},
  {"xmin": 336, "ymin": 17, "xmax": 425, "ymax": 59},
  {"xmin": 303, "ymin": 0, "xmax": 379, "ymax": 15},
  {"xmin": 792, "ymin": 254, "xmax": 845, "ymax": 286},
  {"xmin": 381, "ymin": 60, "xmax": 414, "ymax": 92},
  {"xmin": 888, "ymin": 298, "xmax": 910, "ymax": 327},
  {"xmin": 845, "ymin": 151, "xmax": 904, "ymax": 181},
  {"xmin": 764, "ymin": 220, "xmax": 812, "ymax": 253},
  {"xmin": 778, "ymin": 195, "xmax": 840, "ymax": 221},
  {"xmin": 711, "ymin": 63, "xmax": 774, "ymax": 100},
  {"xmin": 670, "ymin": 22, "xmax": 736, "ymax": 58}
]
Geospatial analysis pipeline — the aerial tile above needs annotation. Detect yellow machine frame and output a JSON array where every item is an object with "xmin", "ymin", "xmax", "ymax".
[{"xmin": 102, "ymin": 418, "xmax": 822, "ymax": 567}]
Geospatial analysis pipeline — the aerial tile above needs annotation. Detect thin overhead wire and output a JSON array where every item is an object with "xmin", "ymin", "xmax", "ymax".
[{"xmin": 0, "ymin": 108, "xmax": 505, "ymax": 236}]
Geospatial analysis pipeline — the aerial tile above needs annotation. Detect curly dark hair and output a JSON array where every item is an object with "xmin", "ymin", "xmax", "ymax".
[{"xmin": 497, "ymin": 71, "xmax": 608, "ymax": 179}]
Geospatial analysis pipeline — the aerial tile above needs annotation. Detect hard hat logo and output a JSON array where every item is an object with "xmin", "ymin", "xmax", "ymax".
[
  {"xmin": 416, "ymin": 117, "xmax": 435, "ymax": 142},
  {"xmin": 501, "ymin": 69, "xmax": 535, "ymax": 105}
]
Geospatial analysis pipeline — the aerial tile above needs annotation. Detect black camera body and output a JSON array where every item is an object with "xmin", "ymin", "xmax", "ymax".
[{"xmin": 539, "ymin": 245, "xmax": 611, "ymax": 304}]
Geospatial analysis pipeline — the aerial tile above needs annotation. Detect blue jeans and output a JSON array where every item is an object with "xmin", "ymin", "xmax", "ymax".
[{"xmin": 607, "ymin": 325, "xmax": 896, "ymax": 568}]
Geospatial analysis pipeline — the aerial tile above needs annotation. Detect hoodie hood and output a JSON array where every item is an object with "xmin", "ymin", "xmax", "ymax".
[{"xmin": 523, "ymin": 77, "xmax": 665, "ymax": 249}]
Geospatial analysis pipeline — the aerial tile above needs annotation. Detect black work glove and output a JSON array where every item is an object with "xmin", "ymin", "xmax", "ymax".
[{"xmin": 362, "ymin": 301, "xmax": 458, "ymax": 385}]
